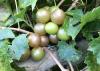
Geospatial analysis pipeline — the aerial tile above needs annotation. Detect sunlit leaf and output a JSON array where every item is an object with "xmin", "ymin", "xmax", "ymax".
[
  {"xmin": 0, "ymin": 29, "xmax": 15, "ymax": 40},
  {"xmin": 9, "ymin": 34, "xmax": 29, "ymax": 60}
]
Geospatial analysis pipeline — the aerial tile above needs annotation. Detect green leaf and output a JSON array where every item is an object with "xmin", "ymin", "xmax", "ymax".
[
  {"xmin": 82, "ymin": 20, "xmax": 100, "ymax": 40},
  {"xmin": 67, "ymin": 18, "xmax": 83, "ymax": 39},
  {"xmin": 66, "ymin": 6, "xmax": 100, "ymax": 39},
  {"xmin": 0, "ymin": 4, "xmax": 11, "ymax": 22},
  {"xmin": 11, "ymin": 62, "xmax": 26, "ymax": 71},
  {"xmin": 82, "ymin": 31, "xmax": 93, "ymax": 41},
  {"xmin": 0, "ymin": 0, "xmax": 5, "ymax": 3},
  {"xmin": 0, "ymin": 40, "xmax": 15, "ymax": 71},
  {"xmin": 62, "ymin": 17, "xmax": 69, "ymax": 31},
  {"xmin": 85, "ymin": 52, "xmax": 100, "ymax": 71},
  {"xmin": 57, "ymin": 41, "xmax": 82, "ymax": 63},
  {"xmin": 81, "ymin": 11, "xmax": 96, "ymax": 24},
  {"xmin": 9, "ymin": 34, "xmax": 29, "ymax": 60},
  {"xmin": 92, "ymin": 6, "xmax": 100, "ymax": 19},
  {"xmin": 19, "ymin": 0, "xmax": 38, "ymax": 10},
  {"xmin": 0, "ymin": 40, "xmax": 10, "ymax": 48},
  {"xmin": 65, "ymin": 9, "xmax": 84, "ymax": 39},
  {"xmin": 32, "ymin": 0, "xmax": 38, "ymax": 11},
  {"xmin": 0, "ymin": 29, "xmax": 15, "ymax": 40},
  {"xmin": 13, "ymin": 9, "xmax": 26, "ymax": 23},
  {"xmin": 81, "ymin": 6, "xmax": 100, "ymax": 25},
  {"xmin": 5, "ymin": 17, "xmax": 15, "ymax": 27},
  {"xmin": 0, "ymin": 16, "xmax": 15, "ymax": 27},
  {"xmin": 88, "ymin": 37, "xmax": 100, "ymax": 65},
  {"xmin": 68, "ymin": 9, "xmax": 83, "ymax": 25}
]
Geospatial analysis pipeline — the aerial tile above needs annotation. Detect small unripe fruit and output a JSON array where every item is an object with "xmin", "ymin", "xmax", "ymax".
[
  {"xmin": 28, "ymin": 33, "xmax": 41, "ymax": 48},
  {"xmin": 40, "ymin": 36, "xmax": 49, "ymax": 47},
  {"xmin": 34, "ymin": 23, "xmax": 46, "ymax": 35},
  {"xmin": 49, "ymin": 35, "xmax": 58, "ymax": 44},
  {"xmin": 45, "ymin": 22, "xmax": 58, "ymax": 34},
  {"xmin": 31, "ymin": 47, "xmax": 45, "ymax": 61},
  {"xmin": 57, "ymin": 28, "xmax": 70, "ymax": 41},
  {"xmin": 51, "ymin": 8, "xmax": 65, "ymax": 25},
  {"xmin": 36, "ymin": 8, "xmax": 50, "ymax": 23}
]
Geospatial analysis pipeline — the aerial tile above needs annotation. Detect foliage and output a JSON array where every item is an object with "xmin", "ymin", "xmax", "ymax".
[
  {"xmin": 9, "ymin": 34, "xmax": 29, "ymax": 60},
  {"xmin": 0, "ymin": 0, "xmax": 100, "ymax": 71},
  {"xmin": 19, "ymin": 0, "xmax": 38, "ymax": 11},
  {"xmin": 63, "ymin": 9, "xmax": 84, "ymax": 39},
  {"xmin": 0, "ymin": 40, "xmax": 15, "ymax": 71},
  {"xmin": 88, "ymin": 37, "xmax": 100, "ymax": 65},
  {"xmin": 85, "ymin": 52, "xmax": 100, "ymax": 71},
  {"xmin": 57, "ymin": 41, "xmax": 82, "ymax": 63},
  {"xmin": 0, "ymin": 29, "xmax": 15, "ymax": 40}
]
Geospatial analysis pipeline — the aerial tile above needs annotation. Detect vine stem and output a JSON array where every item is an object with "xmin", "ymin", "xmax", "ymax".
[
  {"xmin": 57, "ymin": 0, "xmax": 64, "ymax": 7},
  {"xmin": 0, "ymin": 26, "xmax": 74, "ymax": 71},
  {"xmin": 67, "ymin": 0, "xmax": 79, "ymax": 11},
  {"xmin": 54, "ymin": 0, "xmax": 57, "ymax": 6},
  {"xmin": 0, "ymin": 26, "xmax": 31, "ymax": 35},
  {"xmin": 44, "ymin": 47, "xmax": 69, "ymax": 71},
  {"xmin": 14, "ymin": 0, "xmax": 20, "ymax": 28}
]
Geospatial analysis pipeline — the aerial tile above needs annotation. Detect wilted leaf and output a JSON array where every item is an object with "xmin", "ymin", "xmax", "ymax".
[
  {"xmin": 0, "ymin": 29, "xmax": 15, "ymax": 40},
  {"xmin": 9, "ymin": 34, "xmax": 29, "ymax": 60}
]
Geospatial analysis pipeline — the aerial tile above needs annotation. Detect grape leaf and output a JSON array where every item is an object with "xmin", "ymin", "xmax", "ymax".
[
  {"xmin": 0, "ymin": 40, "xmax": 15, "ymax": 71},
  {"xmin": 0, "ymin": 16, "xmax": 15, "ymax": 27},
  {"xmin": 0, "ymin": 29, "xmax": 15, "ymax": 40},
  {"xmin": 88, "ymin": 36, "xmax": 100, "ymax": 65},
  {"xmin": 0, "ymin": 0, "xmax": 5, "ymax": 3},
  {"xmin": 19, "ymin": 0, "xmax": 38, "ymax": 11},
  {"xmin": 9, "ymin": 34, "xmax": 29, "ymax": 60},
  {"xmin": 65, "ymin": 6, "xmax": 100, "ymax": 39},
  {"xmin": 4, "ymin": 17, "xmax": 15, "ymax": 27},
  {"xmin": 32, "ymin": 0, "xmax": 38, "ymax": 11},
  {"xmin": 67, "ymin": 18, "xmax": 83, "ymax": 39},
  {"xmin": 65, "ymin": 9, "xmax": 84, "ymax": 39},
  {"xmin": 85, "ymin": 52, "xmax": 100, "ymax": 71},
  {"xmin": 57, "ymin": 41, "xmax": 82, "ymax": 63},
  {"xmin": 13, "ymin": 9, "xmax": 26, "ymax": 23},
  {"xmin": 0, "ymin": 4, "xmax": 11, "ymax": 22},
  {"xmin": 82, "ymin": 20, "xmax": 100, "ymax": 40},
  {"xmin": 81, "ymin": 6, "xmax": 100, "ymax": 25}
]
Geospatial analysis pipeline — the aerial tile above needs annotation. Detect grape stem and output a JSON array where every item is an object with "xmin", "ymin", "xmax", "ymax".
[
  {"xmin": 14, "ymin": 0, "xmax": 20, "ymax": 29},
  {"xmin": 0, "ymin": 26, "xmax": 31, "ymax": 35},
  {"xmin": 57, "ymin": 0, "xmax": 64, "ymax": 7},
  {"xmin": 0, "ymin": 26, "xmax": 74, "ymax": 71},
  {"xmin": 67, "ymin": 0, "xmax": 79, "ymax": 11},
  {"xmin": 44, "ymin": 47, "xmax": 69, "ymax": 71}
]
